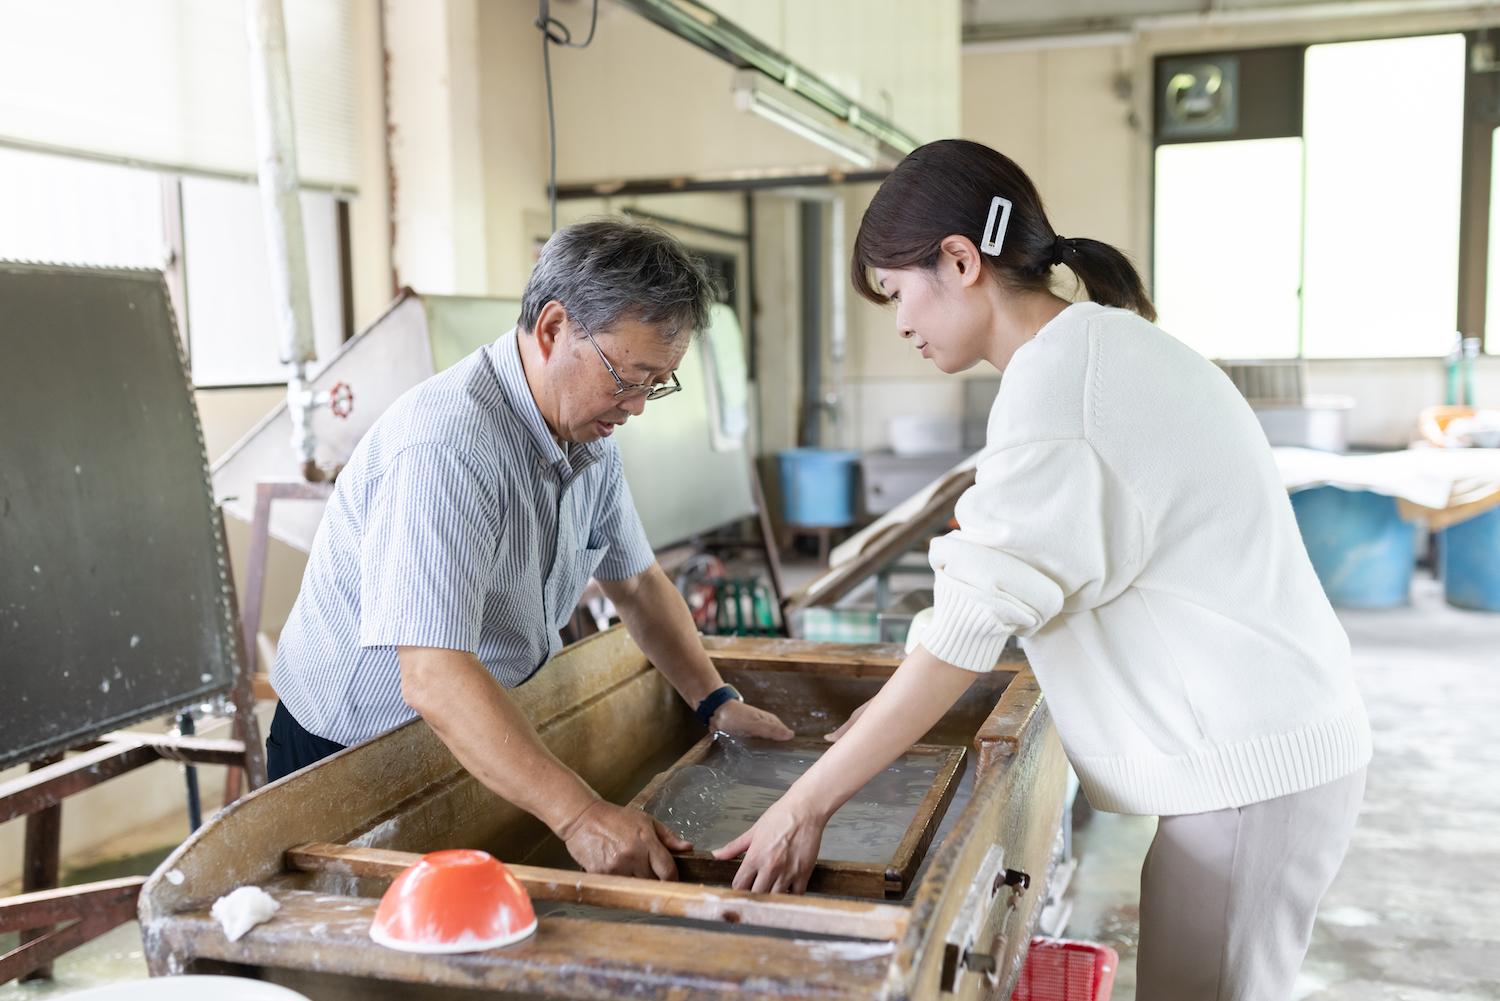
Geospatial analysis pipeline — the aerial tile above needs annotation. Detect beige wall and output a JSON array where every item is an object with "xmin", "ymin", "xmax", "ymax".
[
  {"xmin": 478, "ymin": 0, "xmax": 551, "ymax": 297},
  {"xmin": 548, "ymin": 6, "xmax": 853, "ymax": 181},
  {"xmin": 349, "ymin": 0, "xmax": 395, "ymax": 328},
  {"xmin": 384, "ymin": 0, "xmax": 556, "ymax": 298},
  {"xmin": 384, "ymin": 0, "xmax": 490, "ymax": 294},
  {"xmin": 195, "ymin": 387, "xmax": 285, "ymax": 462},
  {"xmin": 962, "ymin": 41, "xmax": 1139, "ymax": 261}
]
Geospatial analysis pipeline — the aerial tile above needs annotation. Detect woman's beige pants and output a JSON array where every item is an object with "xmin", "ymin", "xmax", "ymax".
[{"xmin": 1136, "ymin": 767, "xmax": 1367, "ymax": 1001}]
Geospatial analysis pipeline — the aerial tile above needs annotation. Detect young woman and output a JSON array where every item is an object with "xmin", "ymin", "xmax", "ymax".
[{"xmin": 712, "ymin": 139, "xmax": 1371, "ymax": 1000}]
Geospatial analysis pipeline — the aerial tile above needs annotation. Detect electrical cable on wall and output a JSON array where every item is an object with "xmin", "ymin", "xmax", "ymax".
[{"xmin": 537, "ymin": 0, "xmax": 600, "ymax": 233}]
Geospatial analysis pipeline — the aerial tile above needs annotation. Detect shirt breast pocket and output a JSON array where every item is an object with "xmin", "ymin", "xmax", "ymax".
[{"xmin": 549, "ymin": 545, "xmax": 609, "ymax": 630}]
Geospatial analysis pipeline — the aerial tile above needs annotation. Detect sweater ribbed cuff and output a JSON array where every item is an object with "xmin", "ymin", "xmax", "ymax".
[{"xmin": 920, "ymin": 577, "xmax": 1013, "ymax": 673}]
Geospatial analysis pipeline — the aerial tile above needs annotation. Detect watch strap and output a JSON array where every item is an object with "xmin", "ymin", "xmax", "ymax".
[{"xmin": 695, "ymin": 684, "xmax": 742, "ymax": 727}]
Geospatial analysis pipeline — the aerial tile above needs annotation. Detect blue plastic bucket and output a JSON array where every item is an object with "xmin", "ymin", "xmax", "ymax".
[
  {"xmin": 1289, "ymin": 486, "xmax": 1416, "ymax": 608},
  {"xmin": 1440, "ymin": 505, "xmax": 1500, "ymax": 612},
  {"xmin": 777, "ymin": 449, "xmax": 858, "ymax": 527}
]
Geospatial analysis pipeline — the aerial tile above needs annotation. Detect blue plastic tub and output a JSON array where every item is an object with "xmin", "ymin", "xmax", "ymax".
[
  {"xmin": 1440, "ymin": 505, "xmax": 1500, "ymax": 611},
  {"xmin": 777, "ymin": 449, "xmax": 858, "ymax": 527},
  {"xmin": 1289, "ymin": 486, "xmax": 1416, "ymax": 608}
]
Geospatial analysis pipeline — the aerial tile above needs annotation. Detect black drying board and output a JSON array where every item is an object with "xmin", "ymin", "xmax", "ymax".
[{"xmin": 0, "ymin": 263, "xmax": 240, "ymax": 768}]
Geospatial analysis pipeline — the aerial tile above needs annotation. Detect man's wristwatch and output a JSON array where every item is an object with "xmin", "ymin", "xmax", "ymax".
[{"xmin": 695, "ymin": 684, "xmax": 743, "ymax": 727}]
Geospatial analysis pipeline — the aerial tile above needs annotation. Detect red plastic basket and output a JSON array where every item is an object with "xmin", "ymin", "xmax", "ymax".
[{"xmin": 1011, "ymin": 936, "xmax": 1118, "ymax": 1001}]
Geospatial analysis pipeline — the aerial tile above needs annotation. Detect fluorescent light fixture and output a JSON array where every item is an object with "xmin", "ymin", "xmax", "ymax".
[
  {"xmin": 734, "ymin": 74, "xmax": 881, "ymax": 169},
  {"xmin": 618, "ymin": 0, "xmax": 918, "ymax": 155}
]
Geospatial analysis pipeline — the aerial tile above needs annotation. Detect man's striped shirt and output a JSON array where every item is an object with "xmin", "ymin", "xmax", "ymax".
[{"xmin": 271, "ymin": 330, "xmax": 655, "ymax": 745}]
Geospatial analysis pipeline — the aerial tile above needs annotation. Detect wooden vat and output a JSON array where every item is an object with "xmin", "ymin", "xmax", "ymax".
[{"xmin": 138, "ymin": 629, "xmax": 1067, "ymax": 999}]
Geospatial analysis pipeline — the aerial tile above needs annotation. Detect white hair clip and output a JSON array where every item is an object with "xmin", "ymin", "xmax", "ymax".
[{"xmin": 980, "ymin": 195, "xmax": 1012, "ymax": 256}]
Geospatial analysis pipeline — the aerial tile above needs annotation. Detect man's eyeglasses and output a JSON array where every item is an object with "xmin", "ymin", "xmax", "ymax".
[{"xmin": 580, "ymin": 327, "xmax": 682, "ymax": 401}]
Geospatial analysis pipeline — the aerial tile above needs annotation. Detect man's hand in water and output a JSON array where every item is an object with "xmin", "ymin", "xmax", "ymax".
[
  {"xmin": 558, "ymin": 800, "xmax": 693, "ymax": 880},
  {"xmin": 711, "ymin": 699, "xmax": 794, "ymax": 741},
  {"xmin": 597, "ymin": 564, "xmax": 794, "ymax": 743},
  {"xmin": 711, "ymin": 790, "xmax": 827, "ymax": 894}
]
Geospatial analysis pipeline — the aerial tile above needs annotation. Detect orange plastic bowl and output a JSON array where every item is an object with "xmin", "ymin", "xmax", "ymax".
[{"xmin": 369, "ymin": 849, "xmax": 537, "ymax": 953}]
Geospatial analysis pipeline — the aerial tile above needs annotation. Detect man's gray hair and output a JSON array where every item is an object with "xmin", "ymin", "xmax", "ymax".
[{"xmin": 519, "ymin": 219, "xmax": 717, "ymax": 341}]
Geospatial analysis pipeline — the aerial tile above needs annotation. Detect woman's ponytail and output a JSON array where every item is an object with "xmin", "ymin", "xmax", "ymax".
[{"xmin": 1055, "ymin": 237, "xmax": 1156, "ymax": 322}]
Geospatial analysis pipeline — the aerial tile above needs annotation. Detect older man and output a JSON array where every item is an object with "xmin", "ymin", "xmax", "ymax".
[{"xmin": 269, "ymin": 219, "xmax": 791, "ymax": 880}]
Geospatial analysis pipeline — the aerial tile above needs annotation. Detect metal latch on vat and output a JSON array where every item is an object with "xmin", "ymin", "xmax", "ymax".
[{"xmin": 939, "ymin": 845, "xmax": 1033, "ymax": 993}]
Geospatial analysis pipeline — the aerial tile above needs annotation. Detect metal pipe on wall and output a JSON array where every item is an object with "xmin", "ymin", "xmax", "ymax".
[
  {"xmin": 798, "ymin": 201, "xmax": 823, "ymax": 448},
  {"xmin": 246, "ymin": 0, "xmax": 320, "ymax": 477},
  {"xmin": 827, "ymin": 195, "xmax": 849, "ymax": 451},
  {"xmin": 791, "ymin": 188, "xmax": 849, "ymax": 450}
]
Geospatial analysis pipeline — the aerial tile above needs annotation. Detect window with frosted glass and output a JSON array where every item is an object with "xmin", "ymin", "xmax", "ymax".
[
  {"xmin": 1152, "ymin": 33, "xmax": 1467, "ymax": 360},
  {"xmin": 181, "ymin": 175, "xmax": 347, "ymax": 387},
  {"xmin": 1153, "ymin": 138, "xmax": 1303, "ymax": 359},
  {"xmin": 1299, "ymin": 34, "xmax": 1465, "ymax": 357}
]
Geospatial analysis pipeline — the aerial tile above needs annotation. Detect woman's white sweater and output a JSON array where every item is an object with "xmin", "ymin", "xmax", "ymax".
[{"xmin": 921, "ymin": 302, "xmax": 1372, "ymax": 815}]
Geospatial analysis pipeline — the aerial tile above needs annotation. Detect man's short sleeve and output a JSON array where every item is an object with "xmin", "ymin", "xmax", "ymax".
[
  {"xmin": 359, "ymin": 446, "xmax": 500, "ymax": 651},
  {"xmin": 590, "ymin": 449, "xmax": 656, "ymax": 581}
]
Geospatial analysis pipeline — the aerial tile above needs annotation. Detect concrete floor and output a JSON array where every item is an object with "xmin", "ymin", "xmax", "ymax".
[
  {"xmin": 1066, "ymin": 577, "xmax": 1500, "ymax": 1000},
  {"xmin": 4, "ymin": 576, "xmax": 1496, "ymax": 999}
]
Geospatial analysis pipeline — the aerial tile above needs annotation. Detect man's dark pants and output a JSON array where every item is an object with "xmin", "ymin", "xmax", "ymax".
[{"xmin": 266, "ymin": 701, "xmax": 348, "ymax": 780}]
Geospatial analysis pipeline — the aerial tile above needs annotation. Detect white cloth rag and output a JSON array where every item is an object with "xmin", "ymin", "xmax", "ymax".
[{"xmin": 211, "ymin": 885, "xmax": 281, "ymax": 942}]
